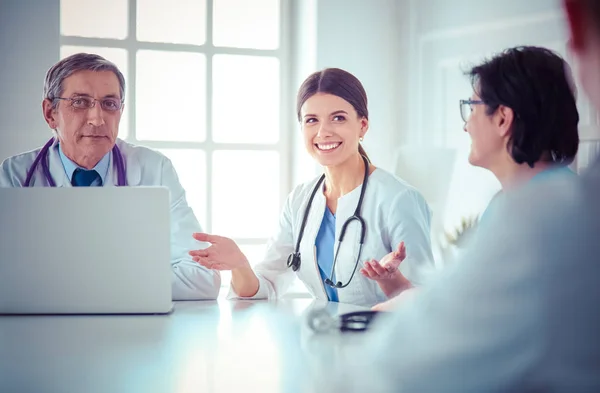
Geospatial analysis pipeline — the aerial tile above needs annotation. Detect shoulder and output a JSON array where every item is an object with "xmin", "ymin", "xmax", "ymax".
[
  {"xmin": 486, "ymin": 175, "xmax": 583, "ymax": 239},
  {"xmin": 369, "ymin": 168, "xmax": 429, "ymax": 208},
  {"xmin": 286, "ymin": 174, "xmax": 323, "ymax": 207},
  {"xmin": 0, "ymin": 146, "xmax": 44, "ymax": 186},
  {"xmin": 116, "ymin": 139, "xmax": 170, "ymax": 165},
  {"xmin": 1, "ymin": 146, "xmax": 42, "ymax": 168}
]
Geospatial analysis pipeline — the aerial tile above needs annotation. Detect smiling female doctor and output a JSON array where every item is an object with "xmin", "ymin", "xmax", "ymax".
[{"xmin": 189, "ymin": 68, "xmax": 434, "ymax": 307}]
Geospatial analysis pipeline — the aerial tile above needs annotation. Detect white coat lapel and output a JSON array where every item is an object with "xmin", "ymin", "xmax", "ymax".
[
  {"xmin": 334, "ymin": 187, "xmax": 367, "ymax": 302},
  {"xmin": 114, "ymin": 140, "xmax": 141, "ymax": 186},
  {"xmin": 47, "ymin": 139, "xmax": 70, "ymax": 187},
  {"xmin": 297, "ymin": 180, "xmax": 328, "ymax": 299}
]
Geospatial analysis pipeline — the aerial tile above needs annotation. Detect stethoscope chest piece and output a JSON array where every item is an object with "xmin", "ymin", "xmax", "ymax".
[
  {"xmin": 287, "ymin": 252, "xmax": 301, "ymax": 272},
  {"xmin": 307, "ymin": 308, "xmax": 381, "ymax": 333}
]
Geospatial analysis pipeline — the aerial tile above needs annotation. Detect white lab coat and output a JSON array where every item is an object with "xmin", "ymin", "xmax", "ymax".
[
  {"xmin": 0, "ymin": 138, "xmax": 220, "ymax": 300},
  {"xmin": 229, "ymin": 168, "xmax": 435, "ymax": 307}
]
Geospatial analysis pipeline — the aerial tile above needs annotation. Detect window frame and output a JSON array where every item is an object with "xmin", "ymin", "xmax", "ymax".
[{"xmin": 60, "ymin": 0, "xmax": 293, "ymax": 282}]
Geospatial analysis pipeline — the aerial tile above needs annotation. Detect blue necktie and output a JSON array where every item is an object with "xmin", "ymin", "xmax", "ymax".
[{"xmin": 72, "ymin": 168, "xmax": 100, "ymax": 187}]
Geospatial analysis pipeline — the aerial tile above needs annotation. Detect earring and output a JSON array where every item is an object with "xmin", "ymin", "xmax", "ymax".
[{"xmin": 359, "ymin": 137, "xmax": 364, "ymax": 142}]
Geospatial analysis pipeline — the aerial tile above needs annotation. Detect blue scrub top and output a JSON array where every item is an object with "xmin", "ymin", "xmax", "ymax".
[{"xmin": 315, "ymin": 207, "xmax": 339, "ymax": 302}]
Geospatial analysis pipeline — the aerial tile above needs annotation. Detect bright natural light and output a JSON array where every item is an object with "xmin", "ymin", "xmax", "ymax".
[
  {"xmin": 137, "ymin": 0, "xmax": 207, "ymax": 45},
  {"xmin": 212, "ymin": 55, "xmax": 281, "ymax": 144},
  {"xmin": 213, "ymin": 0, "xmax": 280, "ymax": 49},
  {"xmin": 60, "ymin": 0, "xmax": 128, "ymax": 39},
  {"xmin": 158, "ymin": 149, "xmax": 207, "ymax": 227},
  {"xmin": 211, "ymin": 150, "xmax": 280, "ymax": 238},
  {"xmin": 136, "ymin": 50, "xmax": 207, "ymax": 142}
]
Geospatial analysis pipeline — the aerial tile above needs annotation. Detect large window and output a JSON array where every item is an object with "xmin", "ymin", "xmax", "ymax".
[{"xmin": 60, "ymin": 0, "xmax": 291, "ymax": 286}]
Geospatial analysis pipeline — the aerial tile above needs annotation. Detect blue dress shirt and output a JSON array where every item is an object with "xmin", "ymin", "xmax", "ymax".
[{"xmin": 58, "ymin": 144, "xmax": 110, "ymax": 186}]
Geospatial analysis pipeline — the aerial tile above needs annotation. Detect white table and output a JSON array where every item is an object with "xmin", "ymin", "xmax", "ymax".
[{"xmin": 0, "ymin": 299, "xmax": 373, "ymax": 393}]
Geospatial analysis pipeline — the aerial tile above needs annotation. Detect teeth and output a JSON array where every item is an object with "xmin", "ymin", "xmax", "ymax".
[{"xmin": 317, "ymin": 143, "xmax": 341, "ymax": 151}]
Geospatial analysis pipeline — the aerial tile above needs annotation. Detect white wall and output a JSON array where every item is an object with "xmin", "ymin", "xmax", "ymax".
[
  {"xmin": 394, "ymin": 0, "xmax": 600, "ymax": 261},
  {"xmin": 0, "ymin": 0, "xmax": 60, "ymax": 162}
]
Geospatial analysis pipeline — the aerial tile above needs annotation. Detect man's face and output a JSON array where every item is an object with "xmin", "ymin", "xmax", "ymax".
[{"xmin": 43, "ymin": 70, "xmax": 123, "ymax": 167}]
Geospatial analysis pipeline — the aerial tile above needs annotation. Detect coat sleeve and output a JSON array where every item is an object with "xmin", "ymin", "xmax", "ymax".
[
  {"xmin": 227, "ymin": 189, "xmax": 297, "ymax": 300},
  {"xmin": 0, "ymin": 156, "xmax": 25, "ymax": 187},
  {"xmin": 160, "ymin": 157, "xmax": 221, "ymax": 300},
  {"xmin": 388, "ymin": 188, "xmax": 436, "ymax": 286}
]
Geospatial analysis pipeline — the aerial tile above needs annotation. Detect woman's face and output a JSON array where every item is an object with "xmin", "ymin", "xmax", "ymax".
[
  {"xmin": 300, "ymin": 93, "xmax": 368, "ymax": 168},
  {"xmin": 463, "ymin": 92, "xmax": 506, "ymax": 169}
]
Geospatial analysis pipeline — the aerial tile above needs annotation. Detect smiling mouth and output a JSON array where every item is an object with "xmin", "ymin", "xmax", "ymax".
[{"xmin": 315, "ymin": 142, "xmax": 342, "ymax": 152}]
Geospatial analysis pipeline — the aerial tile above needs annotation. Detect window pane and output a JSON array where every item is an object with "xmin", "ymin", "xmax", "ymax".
[
  {"xmin": 240, "ymin": 243, "xmax": 268, "ymax": 266},
  {"xmin": 212, "ymin": 151, "xmax": 279, "ymax": 238},
  {"xmin": 60, "ymin": 46, "xmax": 129, "ymax": 140},
  {"xmin": 136, "ymin": 51, "xmax": 206, "ymax": 142},
  {"xmin": 213, "ymin": 0, "xmax": 280, "ymax": 49},
  {"xmin": 60, "ymin": 0, "xmax": 127, "ymax": 39},
  {"xmin": 213, "ymin": 55, "xmax": 280, "ymax": 144},
  {"xmin": 157, "ymin": 149, "xmax": 207, "ymax": 228},
  {"xmin": 137, "ymin": 0, "xmax": 207, "ymax": 45}
]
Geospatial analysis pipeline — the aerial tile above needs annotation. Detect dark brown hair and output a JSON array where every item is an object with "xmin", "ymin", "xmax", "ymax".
[
  {"xmin": 296, "ymin": 68, "xmax": 370, "ymax": 161},
  {"xmin": 467, "ymin": 46, "xmax": 579, "ymax": 167}
]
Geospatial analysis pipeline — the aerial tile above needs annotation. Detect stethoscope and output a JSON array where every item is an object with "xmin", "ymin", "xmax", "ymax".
[
  {"xmin": 286, "ymin": 154, "xmax": 369, "ymax": 289},
  {"xmin": 308, "ymin": 308, "xmax": 381, "ymax": 333},
  {"xmin": 24, "ymin": 137, "xmax": 127, "ymax": 187}
]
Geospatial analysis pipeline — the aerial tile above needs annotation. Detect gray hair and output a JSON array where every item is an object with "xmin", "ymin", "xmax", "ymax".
[{"xmin": 43, "ymin": 53, "xmax": 126, "ymax": 109}]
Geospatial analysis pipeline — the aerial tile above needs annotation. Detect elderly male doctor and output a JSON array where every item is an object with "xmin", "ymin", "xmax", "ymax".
[{"xmin": 0, "ymin": 53, "xmax": 220, "ymax": 300}]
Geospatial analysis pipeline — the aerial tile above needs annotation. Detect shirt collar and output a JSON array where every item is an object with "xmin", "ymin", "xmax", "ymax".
[
  {"xmin": 531, "ymin": 165, "xmax": 576, "ymax": 183},
  {"xmin": 58, "ymin": 143, "xmax": 111, "ymax": 184}
]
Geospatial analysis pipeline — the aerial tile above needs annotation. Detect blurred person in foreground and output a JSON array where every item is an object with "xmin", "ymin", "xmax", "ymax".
[
  {"xmin": 371, "ymin": 45, "xmax": 581, "ymax": 311},
  {"xmin": 326, "ymin": 1, "xmax": 600, "ymax": 391}
]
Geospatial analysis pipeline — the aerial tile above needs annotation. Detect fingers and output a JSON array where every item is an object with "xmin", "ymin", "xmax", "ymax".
[
  {"xmin": 193, "ymin": 256, "xmax": 230, "ymax": 271},
  {"xmin": 192, "ymin": 232, "xmax": 220, "ymax": 243},
  {"xmin": 384, "ymin": 258, "xmax": 402, "ymax": 272},
  {"xmin": 361, "ymin": 260, "xmax": 386, "ymax": 279},
  {"xmin": 360, "ymin": 260, "xmax": 378, "ymax": 279},
  {"xmin": 390, "ymin": 241, "xmax": 406, "ymax": 264},
  {"xmin": 369, "ymin": 260, "xmax": 388, "ymax": 276},
  {"xmin": 398, "ymin": 241, "xmax": 406, "ymax": 260},
  {"xmin": 192, "ymin": 256, "xmax": 210, "ymax": 265},
  {"xmin": 188, "ymin": 248, "xmax": 210, "ymax": 258},
  {"xmin": 206, "ymin": 263, "xmax": 229, "ymax": 270},
  {"xmin": 397, "ymin": 241, "xmax": 405, "ymax": 253}
]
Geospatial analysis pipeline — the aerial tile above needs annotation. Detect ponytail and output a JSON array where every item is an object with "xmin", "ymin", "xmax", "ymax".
[{"xmin": 358, "ymin": 144, "xmax": 371, "ymax": 163}]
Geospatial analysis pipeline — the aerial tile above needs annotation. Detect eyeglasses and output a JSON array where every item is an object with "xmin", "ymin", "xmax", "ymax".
[
  {"xmin": 459, "ymin": 99, "xmax": 485, "ymax": 123},
  {"xmin": 55, "ymin": 96, "xmax": 124, "ymax": 111}
]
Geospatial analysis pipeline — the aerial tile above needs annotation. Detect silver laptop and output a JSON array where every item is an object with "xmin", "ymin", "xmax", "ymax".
[{"xmin": 0, "ymin": 187, "xmax": 173, "ymax": 314}]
